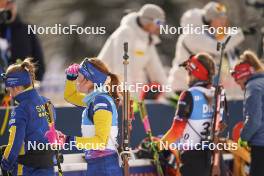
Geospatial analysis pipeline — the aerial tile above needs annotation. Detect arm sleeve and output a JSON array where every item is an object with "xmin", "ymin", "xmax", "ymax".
[
  {"xmin": 240, "ymin": 86, "xmax": 262, "ymax": 141},
  {"xmin": 64, "ymin": 80, "xmax": 86, "ymax": 107},
  {"xmin": 145, "ymin": 46, "xmax": 167, "ymax": 86},
  {"xmin": 74, "ymin": 95, "xmax": 113, "ymax": 150},
  {"xmin": 2, "ymin": 107, "xmax": 27, "ymax": 171},
  {"xmin": 175, "ymin": 91, "xmax": 193, "ymax": 119},
  {"xmin": 74, "ymin": 110, "xmax": 112, "ymax": 150},
  {"xmin": 160, "ymin": 119, "xmax": 187, "ymax": 148},
  {"xmin": 159, "ymin": 91, "xmax": 192, "ymax": 147}
]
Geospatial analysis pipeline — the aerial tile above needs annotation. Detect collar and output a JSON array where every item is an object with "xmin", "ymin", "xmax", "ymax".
[
  {"xmin": 189, "ymin": 86, "xmax": 215, "ymax": 98},
  {"xmin": 245, "ymin": 72, "xmax": 264, "ymax": 86},
  {"xmin": 14, "ymin": 87, "xmax": 37, "ymax": 103},
  {"xmin": 189, "ymin": 80, "xmax": 209, "ymax": 88},
  {"xmin": 82, "ymin": 87, "xmax": 107, "ymax": 106}
]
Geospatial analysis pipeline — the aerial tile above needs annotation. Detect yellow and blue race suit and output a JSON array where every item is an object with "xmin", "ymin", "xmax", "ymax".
[
  {"xmin": 1, "ymin": 88, "xmax": 55, "ymax": 176},
  {"xmin": 64, "ymin": 80, "xmax": 122, "ymax": 176}
]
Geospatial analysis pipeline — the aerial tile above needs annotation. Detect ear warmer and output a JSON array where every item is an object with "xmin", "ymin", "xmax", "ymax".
[
  {"xmin": 79, "ymin": 58, "xmax": 108, "ymax": 86},
  {"xmin": 231, "ymin": 63, "xmax": 253, "ymax": 81},
  {"xmin": 1, "ymin": 71, "xmax": 31, "ymax": 87},
  {"xmin": 180, "ymin": 55, "xmax": 209, "ymax": 81}
]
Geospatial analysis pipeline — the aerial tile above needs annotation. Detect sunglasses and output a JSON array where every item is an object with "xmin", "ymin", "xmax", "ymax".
[
  {"xmin": 153, "ymin": 19, "xmax": 165, "ymax": 26},
  {"xmin": 143, "ymin": 17, "xmax": 165, "ymax": 27}
]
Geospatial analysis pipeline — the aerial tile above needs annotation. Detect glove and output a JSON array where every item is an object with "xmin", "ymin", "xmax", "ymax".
[
  {"xmin": 1, "ymin": 158, "xmax": 14, "ymax": 172},
  {"xmin": 65, "ymin": 63, "xmax": 80, "ymax": 80},
  {"xmin": 238, "ymin": 138, "xmax": 248, "ymax": 147},
  {"xmin": 45, "ymin": 124, "xmax": 66, "ymax": 147}
]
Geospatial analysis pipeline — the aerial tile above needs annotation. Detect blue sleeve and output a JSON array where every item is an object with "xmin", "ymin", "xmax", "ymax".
[
  {"xmin": 1, "ymin": 106, "xmax": 28, "ymax": 171},
  {"xmin": 240, "ymin": 85, "xmax": 262, "ymax": 141},
  {"xmin": 93, "ymin": 95, "xmax": 112, "ymax": 113}
]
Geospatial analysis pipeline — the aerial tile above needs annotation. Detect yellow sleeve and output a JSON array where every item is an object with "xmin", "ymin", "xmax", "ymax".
[
  {"xmin": 64, "ymin": 80, "xmax": 86, "ymax": 107},
  {"xmin": 3, "ymin": 126, "xmax": 16, "ymax": 159},
  {"xmin": 75, "ymin": 110, "xmax": 112, "ymax": 150}
]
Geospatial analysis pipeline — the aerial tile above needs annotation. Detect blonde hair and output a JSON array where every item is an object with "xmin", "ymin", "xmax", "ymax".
[
  {"xmin": 237, "ymin": 50, "xmax": 264, "ymax": 72},
  {"xmin": 6, "ymin": 57, "xmax": 36, "ymax": 88}
]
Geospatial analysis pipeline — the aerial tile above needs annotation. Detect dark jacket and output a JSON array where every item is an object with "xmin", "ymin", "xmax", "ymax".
[
  {"xmin": 240, "ymin": 73, "xmax": 264, "ymax": 146},
  {"xmin": 0, "ymin": 16, "xmax": 45, "ymax": 81}
]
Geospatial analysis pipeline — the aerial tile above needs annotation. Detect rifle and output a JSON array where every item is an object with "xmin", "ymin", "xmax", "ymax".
[
  {"xmin": 120, "ymin": 42, "xmax": 133, "ymax": 176},
  {"xmin": 210, "ymin": 36, "xmax": 231, "ymax": 176},
  {"xmin": 44, "ymin": 101, "xmax": 63, "ymax": 176},
  {"xmin": 138, "ymin": 101, "xmax": 164, "ymax": 176}
]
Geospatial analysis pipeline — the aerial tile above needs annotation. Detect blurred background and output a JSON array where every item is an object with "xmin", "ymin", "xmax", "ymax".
[
  {"xmin": 0, "ymin": 2, "xmax": 263, "ymax": 174},
  {"xmin": 13, "ymin": 0, "xmax": 264, "ymax": 105}
]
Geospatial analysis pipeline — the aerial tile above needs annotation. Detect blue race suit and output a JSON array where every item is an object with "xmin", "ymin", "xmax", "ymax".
[{"xmin": 1, "ymin": 88, "xmax": 55, "ymax": 176}]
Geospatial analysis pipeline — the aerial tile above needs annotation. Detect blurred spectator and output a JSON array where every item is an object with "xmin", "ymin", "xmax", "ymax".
[
  {"xmin": 168, "ymin": 2, "xmax": 245, "ymax": 93},
  {"xmin": 0, "ymin": 0, "xmax": 45, "ymax": 81},
  {"xmin": 98, "ymin": 4, "xmax": 167, "ymax": 98}
]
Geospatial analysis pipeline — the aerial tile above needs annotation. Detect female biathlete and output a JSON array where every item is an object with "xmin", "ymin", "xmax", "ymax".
[
  {"xmin": 159, "ymin": 53, "xmax": 216, "ymax": 176},
  {"xmin": 62, "ymin": 57, "xmax": 122, "ymax": 176},
  {"xmin": 231, "ymin": 50, "xmax": 264, "ymax": 176},
  {"xmin": 0, "ymin": 58, "xmax": 55, "ymax": 176}
]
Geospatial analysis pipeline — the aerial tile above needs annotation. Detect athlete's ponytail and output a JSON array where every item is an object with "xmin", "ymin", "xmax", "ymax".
[
  {"xmin": 196, "ymin": 52, "xmax": 216, "ymax": 84},
  {"xmin": 20, "ymin": 58, "xmax": 36, "ymax": 83},
  {"xmin": 87, "ymin": 58, "xmax": 121, "ymax": 105},
  {"xmin": 108, "ymin": 72, "xmax": 121, "ymax": 105}
]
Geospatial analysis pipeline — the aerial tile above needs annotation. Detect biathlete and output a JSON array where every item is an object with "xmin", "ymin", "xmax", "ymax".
[
  {"xmin": 231, "ymin": 50, "xmax": 264, "ymax": 176},
  {"xmin": 0, "ymin": 58, "xmax": 55, "ymax": 176},
  {"xmin": 158, "ymin": 53, "xmax": 216, "ymax": 176},
  {"xmin": 62, "ymin": 57, "xmax": 122, "ymax": 176}
]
